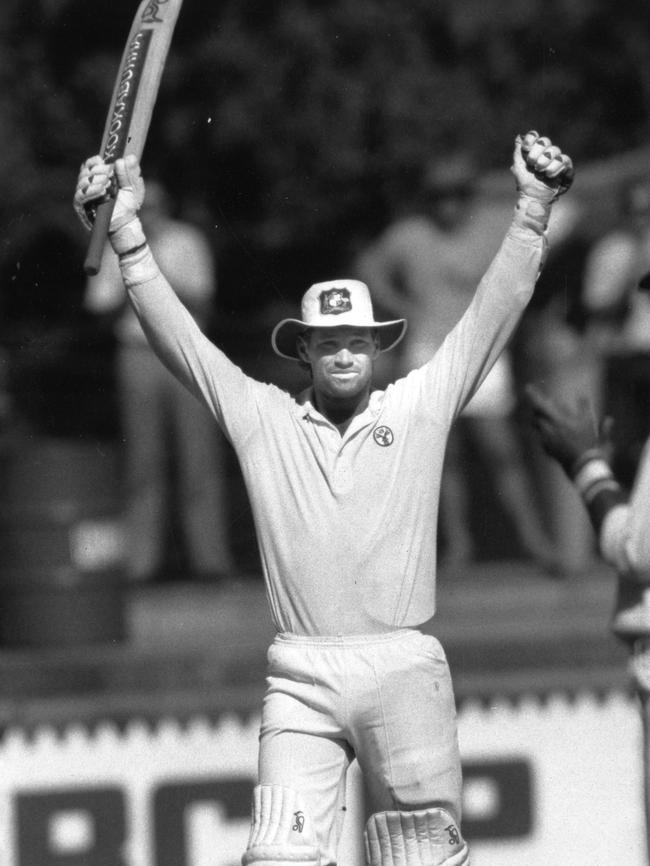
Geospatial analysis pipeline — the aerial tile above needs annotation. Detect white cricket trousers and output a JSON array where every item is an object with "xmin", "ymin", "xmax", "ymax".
[{"xmin": 258, "ymin": 629, "xmax": 463, "ymax": 865}]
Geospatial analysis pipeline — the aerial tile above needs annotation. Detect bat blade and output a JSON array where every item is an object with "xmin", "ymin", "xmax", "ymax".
[{"xmin": 84, "ymin": 0, "xmax": 184, "ymax": 276}]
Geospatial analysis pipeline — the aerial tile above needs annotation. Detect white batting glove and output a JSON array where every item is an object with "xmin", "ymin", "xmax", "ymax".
[
  {"xmin": 73, "ymin": 154, "xmax": 146, "ymax": 255},
  {"xmin": 510, "ymin": 131, "xmax": 574, "ymax": 233}
]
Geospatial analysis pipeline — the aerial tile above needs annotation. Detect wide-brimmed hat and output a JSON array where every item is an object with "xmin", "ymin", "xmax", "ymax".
[{"xmin": 271, "ymin": 278, "xmax": 407, "ymax": 361}]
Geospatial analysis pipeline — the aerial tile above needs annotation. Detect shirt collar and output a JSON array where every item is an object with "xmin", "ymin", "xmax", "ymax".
[{"xmin": 294, "ymin": 387, "xmax": 383, "ymax": 426}]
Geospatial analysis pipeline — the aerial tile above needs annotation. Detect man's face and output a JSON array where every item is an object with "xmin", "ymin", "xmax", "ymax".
[{"xmin": 297, "ymin": 327, "xmax": 379, "ymax": 402}]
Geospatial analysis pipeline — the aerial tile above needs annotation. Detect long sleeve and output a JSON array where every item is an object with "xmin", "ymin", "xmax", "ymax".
[
  {"xmin": 601, "ymin": 441, "xmax": 650, "ymax": 581},
  {"xmin": 417, "ymin": 219, "xmax": 546, "ymax": 423},
  {"xmin": 117, "ymin": 247, "xmax": 260, "ymax": 442}
]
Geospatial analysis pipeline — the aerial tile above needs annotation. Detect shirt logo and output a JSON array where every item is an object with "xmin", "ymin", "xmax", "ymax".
[
  {"xmin": 292, "ymin": 811, "xmax": 305, "ymax": 833},
  {"xmin": 373, "ymin": 426, "xmax": 394, "ymax": 447},
  {"xmin": 320, "ymin": 287, "xmax": 352, "ymax": 315}
]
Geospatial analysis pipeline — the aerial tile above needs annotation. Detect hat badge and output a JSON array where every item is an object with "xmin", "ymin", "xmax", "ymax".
[{"xmin": 320, "ymin": 287, "xmax": 352, "ymax": 315}]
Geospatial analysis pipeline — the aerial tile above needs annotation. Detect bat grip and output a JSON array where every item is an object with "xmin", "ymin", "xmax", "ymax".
[{"xmin": 83, "ymin": 197, "xmax": 116, "ymax": 276}]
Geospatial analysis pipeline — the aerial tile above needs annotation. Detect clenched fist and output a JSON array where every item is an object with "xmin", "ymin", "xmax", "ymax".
[
  {"xmin": 510, "ymin": 130, "xmax": 574, "ymax": 233},
  {"xmin": 74, "ymin": 155, "xmax": 145, "ymax": 232},
  {"xmin": 512, "ymin": 130, "xmax": 574, "ymax": 201},
  {"xmin": 73, "ymin": 154, "xmax": 147, "ymax": 256}
]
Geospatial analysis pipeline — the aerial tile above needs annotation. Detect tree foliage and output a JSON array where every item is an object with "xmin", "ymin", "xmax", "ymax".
[{"xmin": 1, "ymin": 0, "xmax": 650, "ymax": 302}]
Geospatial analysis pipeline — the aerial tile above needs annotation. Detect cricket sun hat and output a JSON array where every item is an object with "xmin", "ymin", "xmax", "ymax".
[{"xmin": 271, "ymin": 279, "xmax": 407, "ymax": 361}]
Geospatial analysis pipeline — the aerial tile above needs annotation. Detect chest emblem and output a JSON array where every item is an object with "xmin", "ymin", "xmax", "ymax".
[{"xmin": 373, "ymin": 425, "xmax": 394, "ymax": 447}]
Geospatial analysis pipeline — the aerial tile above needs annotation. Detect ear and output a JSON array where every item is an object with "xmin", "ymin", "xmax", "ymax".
[
  {"xmin": 296, "ymin": 334, "xmax": 311, "ymax": 363},
  {"xmin": 371, "ymin": 329, "xmax": 381, "ymax": 358}
]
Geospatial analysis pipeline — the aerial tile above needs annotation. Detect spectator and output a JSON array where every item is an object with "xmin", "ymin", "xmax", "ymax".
[
  {"xmin": 84, "ymin": 181, "xmax": 235, "ymax": 584},
  {"xmin": 525, "ymin": 381, "xmax": 650, "ymax": 857},
  {"xmin": 356, "ymin": 153, "xmax": 557, "ymax": 571},
  {"xmin": 581, "ymin": 177, "xmax": 650, "ymax": 486}
]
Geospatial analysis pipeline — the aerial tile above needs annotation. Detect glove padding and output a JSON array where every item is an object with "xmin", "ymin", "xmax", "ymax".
[
  {"xmin": 523, "ymin": 382, "xmax": 613, "ymax": 476},
  {"xmin": 511, "ymin": 130, "xmax": 574, "ymax": 202},
  {"xmin": 73, "ymin": 154, "xmax": 145, "ymax": 250}
]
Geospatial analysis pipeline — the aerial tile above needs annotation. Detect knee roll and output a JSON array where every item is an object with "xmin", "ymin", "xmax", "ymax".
[
  {"xmin": 242, "ymin": 784, "xmax": 321, "ymax": 866},
  {"xmin": 364, "ymin": 807, "xmax": 470, "ymax": 866}
]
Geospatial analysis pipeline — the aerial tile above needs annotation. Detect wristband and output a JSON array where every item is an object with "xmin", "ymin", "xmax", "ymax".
[
  {"xmin": 574, "ymin": 457, "xmax": 621, "ymax": 505},
  {"xmin": 118, "ymin": 241, "xmax": 148, "ymax": 259},
  {"xmin": 108, "ymin": 217, "xmax": 146, "ymax": 256},
  {"xmin": 119, "ymin": 244, "xmax": 160, "ymax": 288},
  {"xmin": 512, "ymin": 193, "xmax": 551, "ymax": 235},
  {"xmin": 571, "ymin": 448, "xmax": 608, "ymax": 478},
  {"xmin": 582, "ymin": 476, "xmax": 624, "ymax": 505}
]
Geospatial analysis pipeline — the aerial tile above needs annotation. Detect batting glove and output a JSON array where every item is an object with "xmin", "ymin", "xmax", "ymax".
[
  {"xmin": 511, "ymin": 131, "xmax": 574, "ymax": 233},
  {"xmin": 73, "ymin": 154, "xmax": 146, "ymax": 255}
]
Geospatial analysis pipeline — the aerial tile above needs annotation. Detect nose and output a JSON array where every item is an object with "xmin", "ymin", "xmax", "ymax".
[{"xmin": 334, "ymin": 348, "xmax": 354, "ymax": 366}]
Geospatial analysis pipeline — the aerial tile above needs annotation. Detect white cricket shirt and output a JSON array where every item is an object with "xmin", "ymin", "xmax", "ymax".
[{"xmin": 125, "ymin": 222, "xmax": 545, "ymax": 635}]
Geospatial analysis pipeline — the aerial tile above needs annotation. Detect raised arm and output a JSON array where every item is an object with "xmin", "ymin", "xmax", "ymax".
[
  {"xmin": 73, "ymin": 154, "xmax": 229, "ymax": 403},
  {"xmin": 423, "ymin": 132, "xmax": 573, "ymax": 417}
]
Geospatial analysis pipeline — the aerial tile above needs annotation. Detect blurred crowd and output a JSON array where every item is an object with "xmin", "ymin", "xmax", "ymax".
[{"xmin": 1, "ymin": 156, "xmax": 649, "ymax": 588}]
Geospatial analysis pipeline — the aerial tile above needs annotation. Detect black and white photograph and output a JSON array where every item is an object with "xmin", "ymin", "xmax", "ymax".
[{"xmin": 1, "ymin": 1, "xmax": 650, "ymax": 863}]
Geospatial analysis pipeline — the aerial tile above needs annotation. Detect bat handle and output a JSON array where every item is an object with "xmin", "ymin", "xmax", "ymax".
[{"xmin": 83, "ymin": 196, "xmax": 116, "ymax": 276}]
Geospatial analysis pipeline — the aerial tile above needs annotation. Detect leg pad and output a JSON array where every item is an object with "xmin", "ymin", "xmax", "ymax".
[
  {"xmin": 364, "ymin": 807, "xmax": 470, "ymax": 866},
  {"xmin": 242, "ymin": 785, "xmax": 320, "ymax": 866}
]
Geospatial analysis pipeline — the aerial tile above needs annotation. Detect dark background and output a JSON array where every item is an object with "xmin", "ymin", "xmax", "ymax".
[
  {"xmin": 1, "ymin": 0, "xmax": 650, "ymax": 564},
  {"xmin": 3, "ymin": 0, "xmax": 650, "ymax": 323}
]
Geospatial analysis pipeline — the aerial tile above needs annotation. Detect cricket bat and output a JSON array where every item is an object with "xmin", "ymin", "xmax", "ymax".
[{"xmin": 84, "ymin": 0, "xmax": 184, "ymax": 276}]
